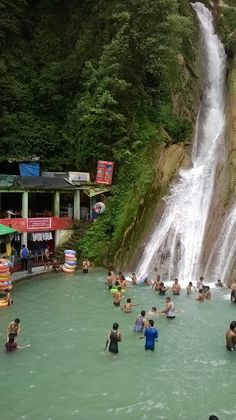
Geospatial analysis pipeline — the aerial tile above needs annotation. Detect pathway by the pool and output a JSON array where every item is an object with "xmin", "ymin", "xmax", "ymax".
[{"xmin": 11, "ymin": 266, "xmax": 47, "ymax": 283}]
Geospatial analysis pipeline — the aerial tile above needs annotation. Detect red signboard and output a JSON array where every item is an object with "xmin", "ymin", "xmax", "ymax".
[
  {"xmin": 96, "ymin": 160, "xmax": 114, "ymax": 185},
  {"xmin": 0, "ymin": 217, "xmax": 73, "ymax": 233},
  {"xmin": 27, "ymin": 218, "xmax": 51, "ymax": 230}
]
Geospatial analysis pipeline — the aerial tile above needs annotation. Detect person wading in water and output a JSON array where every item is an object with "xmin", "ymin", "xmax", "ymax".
[{"xmin": 104, "ymin": 323, "xmax": 122, "ymax": 354}]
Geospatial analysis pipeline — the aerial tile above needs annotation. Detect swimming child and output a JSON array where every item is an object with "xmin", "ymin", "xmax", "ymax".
[{"xmin": 120, "ymin": 298, "xmax": 139, "ymax": 313}]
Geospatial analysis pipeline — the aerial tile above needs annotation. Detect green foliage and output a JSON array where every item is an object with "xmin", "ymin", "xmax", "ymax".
[
  {"xmin": 0, "ymin": 0, "xmax": 198, "ymax": 264},
  {"xmin": 158, "ymin": 104, "xmax": 192, "ymax": 142},
  {"xmin": 78, "ymin": 146, "xmax": 154, "ymax": 262}
]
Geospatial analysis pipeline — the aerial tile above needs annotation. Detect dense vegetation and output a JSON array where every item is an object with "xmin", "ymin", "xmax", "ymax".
[
  {"xmin": 0, "ymin": 0, "xmax": 196, "ymax": 169},
  {"xmin": 0, "ymin": 0, "xmax": 200, "ymax": 265}
]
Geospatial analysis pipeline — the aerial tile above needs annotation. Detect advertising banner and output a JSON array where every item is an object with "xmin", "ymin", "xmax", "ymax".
[
  {"xmin": 96, "ymin": 161, "xmax": 114, "ymax": 185},
  {"xmin": 27, "ymin": 218, "xmax": 51, "ymax": 230}
]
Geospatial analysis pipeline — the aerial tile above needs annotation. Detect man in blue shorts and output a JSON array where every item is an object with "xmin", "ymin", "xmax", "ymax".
[{"xmin": 143, "ymin": 319, "xmax": 158, "ymax": 351}]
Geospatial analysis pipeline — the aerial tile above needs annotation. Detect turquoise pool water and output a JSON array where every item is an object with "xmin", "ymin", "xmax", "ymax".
[{"xmin": 0, "ymin": 270, "xmax": 235, "ymax": 420}]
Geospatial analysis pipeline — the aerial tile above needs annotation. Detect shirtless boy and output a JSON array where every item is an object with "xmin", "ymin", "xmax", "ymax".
[{"xmin": 120, "ymin": 298, "xmax": 139, "ymax": 313}]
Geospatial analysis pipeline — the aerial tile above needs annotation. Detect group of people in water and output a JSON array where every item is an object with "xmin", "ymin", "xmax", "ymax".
[{"xmin": 104, "ymin": 271, "xmax": 235, "ymax": 357}]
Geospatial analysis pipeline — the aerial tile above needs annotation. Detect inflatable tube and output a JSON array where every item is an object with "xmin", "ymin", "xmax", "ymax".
[
  {"xmin": 64, "ymin": 254, "xmax": 77, "ymax": 260},
  {"xmin": 0, "ymin": 267, "xmax": 9, "ymax": 274},
  {"xmin": 94, "ymin": 202, "xmax": 105, "ymax": 215},
  {"xmin": 64, "ymin": 263, "xmax": 77, "ymax": 270},
  {"xmin": 0, "ymin": 299, "xmax": 8, "ymax": 308},
  {"xmin": 64, "ymin": 250, "xmax": 76, "ymax": 255},
  {"xmin": 62, "ymin": 266, "xmax": 75, "ymax": 273},
  {"xmin": 110, "ymin": 288, "xmax": 126, "ymax": 293},
  {"xmin": 0, "ymin": 272, "xmax": 11, "ymax": 279},
  {"xmin": 64, "ymin": 260, "xmax": 77, "ymax": 266}
]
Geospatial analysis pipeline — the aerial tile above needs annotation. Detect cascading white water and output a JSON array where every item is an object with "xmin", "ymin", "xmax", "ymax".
[
  {"xmin": 137, "ymin": 3, "xmax": 226, "ymax": 284},
  {"xmin": 204, "ymin": 206, "xmax": 236, "ymax": 284}
]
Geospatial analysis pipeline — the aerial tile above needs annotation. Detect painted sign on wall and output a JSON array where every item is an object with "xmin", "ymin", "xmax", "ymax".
[
  {"xmin": 27, "ymin": 218, "xmax": 51, "ymax": 230},
  {"xmin": 96, "ymin": 161, "xmax": 114, "ymax": 185}
]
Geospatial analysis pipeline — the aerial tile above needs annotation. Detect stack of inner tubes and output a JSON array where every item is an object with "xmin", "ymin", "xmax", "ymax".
[
  {"xmin": 63, "ymin": 250, "xmax": 77, "ymax": 273},
  {"xmin": 0, "ymin": 261, "xmax": 12, "ymax": 291}
]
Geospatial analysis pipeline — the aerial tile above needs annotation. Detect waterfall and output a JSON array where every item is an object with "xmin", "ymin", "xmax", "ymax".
[
  {"xmin": 137, "ymin": 2, "xmax": 226, "ymax": 284},
  {"xmin": 204, "ymin": 206, "xmax": 236, "ymax": 284}
]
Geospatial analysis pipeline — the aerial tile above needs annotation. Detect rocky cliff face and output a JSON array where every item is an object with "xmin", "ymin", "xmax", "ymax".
[{"xmin": 115, "ymin": 1, "xmax": 236, "ymax": 280}]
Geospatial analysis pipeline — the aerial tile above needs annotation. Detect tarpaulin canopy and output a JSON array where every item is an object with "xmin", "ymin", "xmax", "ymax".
[
  {"xmin": 83, "ymin": 186, "xmax": 110, "ymax": 198},
  {"xmin": 0, "ymin": 224, "xmax": 17, "ymax": 236},
  {"xmin": 19, "ymin": 162, "xmax": 40, "ymax": 176}
]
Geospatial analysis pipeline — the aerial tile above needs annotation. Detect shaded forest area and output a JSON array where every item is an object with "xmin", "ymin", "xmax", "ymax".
[
  {"xmin": 0, "ymin": 0, "xmax": 200, "ymax": 264},
  {"xmin": 0, "ymin": 0, "xmax": 196, "ymax": 171}
]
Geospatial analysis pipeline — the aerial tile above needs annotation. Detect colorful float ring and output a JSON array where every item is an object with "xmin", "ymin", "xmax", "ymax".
[
  {"xmin": 62, "ymin": 266, "xmax": 75, "ymax": 273},
  {"xmin": 110, "ymin": 288, "xmax": 126, "ymax": 293},
  {"xmin": 64, "ymin": 260, "xmax": 77, "ymax": 266},
  {"xmin": 64, "ymin": 254, "xmax": 77, "ymax": 260},
  {"xmin": 0, "ymin": 272, "xmax": 11, "ymax": 278},
  {"xmin": 94, "ymin": 202, "xmax": 106, "ymax": 215},
  {"xmin": 64, "ymin": 250, "xmax": 76, "ymax": 255},
  {"xmin": 64, "ymin": 263, "xmax": 77, "ymax": 270},
  {"xmin": 0, "ymin": 267, "xmax": 9, "ymax": 274},
  {"xmin": 0, "ymin": 299, "xmax": 8, "ymax": 308}
]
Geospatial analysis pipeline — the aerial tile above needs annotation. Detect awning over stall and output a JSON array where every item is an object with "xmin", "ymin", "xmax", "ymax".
[
  {"xmin": 82, "ymin": 186, "xmax": 110, "ymax": 198},
  {"xmin": 0, "ymin": 224, "xmax": 17, "ymax": 236}
]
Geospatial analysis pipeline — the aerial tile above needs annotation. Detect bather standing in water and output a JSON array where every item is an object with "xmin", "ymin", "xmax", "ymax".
[
  {"xmin": 104, "ymin": 323, "xmax": 122, "ymax": 354},
  {"xmin": 152, "ymin": 275, "xmax": 161, "ymax": 291},
  {"xmin": 196, "ymin": 289, "xmax": 205, "ymax": 302},
  {"xmin": 172, "ymin": 278, "xmax": 181, "ymax": 295},
  {"xmin": 134, "ymin": 310, "xmax": 148, "ymax": 333},
  {"xmin": 106, "ymin": 271, "xmax": 114, "ymax": 290},
  {"xmin": 113, "ymin": 287, "xmax": 125, "ymax": 307},
  {"xmin": 230, "ymin": 280, "xmax": 236, "ymax": 303},
  {"xmin": 130, "ymin": 272, "xmax": 137, "ymax": 285},
  {"xmin": 204, "ymin": 286, "xmax": 211, "ymax": 301},
  {"xmin": 142, "ymin": 319, "xmax": 158, "ymax": 351},
  {"xmin": 159, "ymin": 281, "xmax": 168, "ymax": 296},
  {"xmin": 225, "ymin": 321, "xmax": 236, "ymax": 351},
  {"xmin": 160, "ymin": 297, "xmax": 176, "ymax": 319},
  {"xmin": 186, "ymin": 281, "xmax": 195, "ymax": 295}
]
